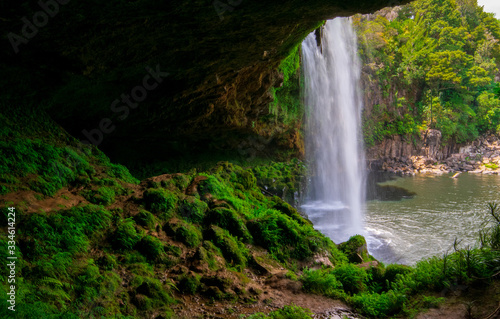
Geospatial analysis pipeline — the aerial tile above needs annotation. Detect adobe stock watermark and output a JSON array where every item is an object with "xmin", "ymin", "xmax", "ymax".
[
  {"xmin": 81, "ymin": 64, "xmax": 169, "ymax": 147},
  {"xmin": 7, "ymin": 0, "xmax": 71, "ymax": 54},
  {"xmin": 213, "ymin": 0, "xmax": 243, "ymax": 20}
]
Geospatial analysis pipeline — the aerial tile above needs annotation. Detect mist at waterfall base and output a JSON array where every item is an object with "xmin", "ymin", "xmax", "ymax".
[{"xmin": 301, "ymin": 18, "xmax": 366, "ymax": 245}]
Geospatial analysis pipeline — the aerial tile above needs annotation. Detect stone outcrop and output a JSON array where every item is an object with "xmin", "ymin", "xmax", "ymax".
[{"xmin": 368, "ymin": 133, "xmax": 500, "ymax": 175}]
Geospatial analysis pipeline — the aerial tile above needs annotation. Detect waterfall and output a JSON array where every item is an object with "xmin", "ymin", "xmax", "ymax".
[{"xmin": 301, "ymin": 18, "xmax": 365, "ymax": 244}]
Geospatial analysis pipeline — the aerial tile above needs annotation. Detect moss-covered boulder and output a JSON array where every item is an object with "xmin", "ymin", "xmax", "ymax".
[{"xmin": 338, "ymin": 235, "xmax": 369, "ymax": 264}]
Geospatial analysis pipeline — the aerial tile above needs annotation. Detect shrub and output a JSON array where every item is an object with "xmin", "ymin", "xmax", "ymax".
[
  {"xmin": 384, "ymin": 264, "xmax": 413, "ymax": 285},
  {"xmin": 349, "ymin": 291, "xmax": 406, "ymax": 317},
  {"xmin": 332, "ymin": 264, "xmax": 369, "ymax": 295},
  {"xmin": 300, "ymin": 268, "xmax": 343, "ymax": 298},
  {"xmin": 246, "ymin": 304, "xmax": 314, "ymax": 319}
]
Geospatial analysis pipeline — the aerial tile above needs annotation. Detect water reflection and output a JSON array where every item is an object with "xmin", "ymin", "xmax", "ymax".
[{"xmin": 365, "ymin": 173, "xmax": 500, "ymax": 265}]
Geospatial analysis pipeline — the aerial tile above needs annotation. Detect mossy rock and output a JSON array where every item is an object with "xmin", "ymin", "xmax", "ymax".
[
  {"xmin": 136, "ymin": 235, "xmax": 164, "ymax": 261},
  {"xmin": 234, "ymin": 169, "xmax": 257, "ymax": 190},
  {"xmin": 272, "ymin": 200, "xmax": 307, "ymax": 225},
  {"xmin": 177, "ymin": 273, "xmax": 202, "ymax": 294},
  {"xmin": 204, "ymin": 225, "xmax": 247, "ymax": 268},
  {"xmin": 173, "ymin": 174, "xmax": 192, "ymax": 191},
  {"xmin": 82, "ymin": 186, "xmax": 117, "ymax": 206},
  {"xmin": 97, "ymin": 254, "xmax": 117, "ymax": 271},
  {"xmin": 131, "ymin": 277, "xmax": 175, "ymax": 310},
  {"xmin": 178, "ymin": 197, "xmax": 208, "ymax": 224},
  {"xmin": 165, "ymin": 244, "xmax": 182, "ymax": 257},
  {"xmin": 338, "ymin": 235, "xmax": 369, "ymax": 264},
  {"xmin": 204, "ymin": 208, "xmax": 252, "ymax": 242},
  {"xmin": 164, "ymin": 219, "xmax": 202, "ymax": 248},
  {"xmin": 143, "ymin": 188, "xmax": 178, "ymax": 216},
  {"xmin": 134, "ymin": 210, "xmax": 156, "ymax": 230},
  {"xmin": 113, "ymin": 219, "xmax": 141, "ymax": 250},
  {"xmin": 247, "ymin": 210, "xmax": 324, "ymax": 262}
]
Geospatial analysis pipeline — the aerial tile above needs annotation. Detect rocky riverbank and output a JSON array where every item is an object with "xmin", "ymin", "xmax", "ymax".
[{"xmin": 369, "ymin": 134, "xmax": 500, "ymax": 175}]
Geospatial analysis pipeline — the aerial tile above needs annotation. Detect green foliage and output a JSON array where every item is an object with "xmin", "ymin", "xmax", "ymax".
[
  {"xmin": 300, "ymin": 268, "xmax": 343, "ymax": 298},
  {"xmin": 246, "ymin": 304, "xmax": 314, "ymax": 319},
  {"xmin": 107, "ymin": 163, "xmax": 140, "ymax": 184},
  {"xmin": 0, "ymin": 138, "xmax": 94, "ymax": 195},
  {"xmin": 268, "ymin": 45, "xmax": 304, "ymax": 124},
  {"xmin": 20, "ymin": 205, "xmax": 111, "ymax": 258},
  {"xmin": 131, "ymin": 276, "xmax": 176, "ymax": 311},
  {"xmin": 332, "ymin": 264, "xmax": 369, "ymax": 295},
  {"xmin": 252, "ymin": 159, "xmax": 306, "ymax": 205},
  {"xmin": 349, "ymin": 291, "xmax": 406, "ymax": 317},
  {"xmin": 355, "ymin": 0, "xmax": 500, "ymax": 144}
]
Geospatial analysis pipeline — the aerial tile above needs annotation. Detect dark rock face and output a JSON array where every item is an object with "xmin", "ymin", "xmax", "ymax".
[{"xmin": 2, "ymin": 0, "xmax": 411, "ymax": 165}]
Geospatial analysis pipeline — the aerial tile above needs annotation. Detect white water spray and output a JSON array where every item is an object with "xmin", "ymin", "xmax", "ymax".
[{"xmin": 301, "ymin": 18, "xmax": 365, "ymax": 244}]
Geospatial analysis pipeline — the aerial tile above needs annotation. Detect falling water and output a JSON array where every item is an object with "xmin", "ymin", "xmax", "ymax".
[{"xmin": 301, "ymin": 18, "xmax": 365, "ymax": 244}]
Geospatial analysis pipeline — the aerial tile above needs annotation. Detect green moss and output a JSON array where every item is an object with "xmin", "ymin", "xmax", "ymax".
[
  {"xmin": 177, "ymin": 273, "xmax": 202, "ymax": 294},
  {"xmin": 142, "ymin": 188, "xmax": 178, "ymax": 216},
  {"xmin": 338, "ymin": 235, "xmax": 369, "ymax": 263},
  {"xmin": 20, "ymin": 205, "xmax": 111, "ymax": 258},
  {"xmin": 205, "ymin": 225, "xmax": 247, "ymax": 268},
  {"xmin": 113, "ymin": 219, "xmax": 141, "ymax": 250},
  {"xmin": 247, "ymin": 210, "xmax": 334, "ymax": 263},
  {"xmin": 178, "ymin": 197, "xmax": 208, "ymax": 224},
  {"xmin": 96, "ymin": 254, "xmax": 118, "ymax": 271},
  {"xmin": 107, "ymin": 163, "xmax": 139, "ymax": 184},
  {"xmin": 204, "ymin": 208, "xmax": 252, "ymax": 242},
  {"xmin": 136, "ymin": 235, "xmax": 164, "ymax": 261},
  {"xmin": 131, "ymin": 276, "xmax": 176, "ymax": 311},
  {"xmin": 484, "ymin": 162, "xmax": 499, "ymax": 170},
  {"xmin": 164, "ymin": 220, "xmax": 202, "ymax": 248},
  {"xmin": 134, "ymin": 210, "xmax": 156, "ymax": 230},
  {"xmin": 252, "ymin": 160, "xmax": 306, "ymax": 205},
  {"xmin": 173, "ymin": 174, "xmax": 191, "ymax": 191},
  {"xmin": 82, "ymin": 186, "xmax": 116, "ymax": 205}
]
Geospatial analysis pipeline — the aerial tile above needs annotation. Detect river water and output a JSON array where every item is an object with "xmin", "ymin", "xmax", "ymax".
[{"xmin": 366, "ymin": 173, "xmax": 500, "ymax": 265}]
